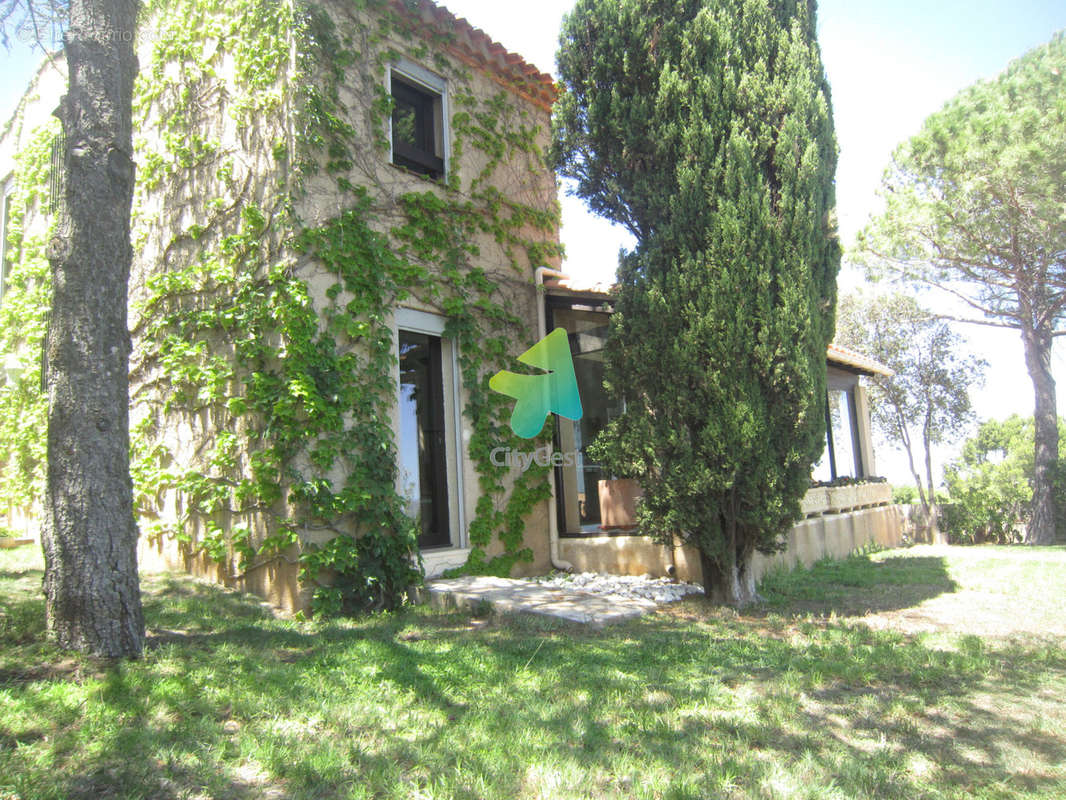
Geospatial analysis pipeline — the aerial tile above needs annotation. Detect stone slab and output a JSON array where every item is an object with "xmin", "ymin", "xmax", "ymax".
[{"xmin": 420, "ymin": 575, "xmax": 658, "ymax": 627}]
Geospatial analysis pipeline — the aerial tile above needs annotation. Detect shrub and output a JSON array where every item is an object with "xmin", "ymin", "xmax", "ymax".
[
  {"xmin": 892, "ymin": 485, "xmax": 918, "ymax": 505},
  {"xmin": 943, "ymin": 416, "xmax": 1066, "ymax": 544}
]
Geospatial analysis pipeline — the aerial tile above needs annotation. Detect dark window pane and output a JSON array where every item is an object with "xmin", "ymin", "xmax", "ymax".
[
  {"xmin": 392, "ymin": 90, "xmax": 425, "ymax": 151},
  {"xmin": 398, "ymin": 331, "xmax": 450, "ymax": 548},
  {"xmin": 390, "ymin": 74, "xmax": 444, "ymax": 179}
]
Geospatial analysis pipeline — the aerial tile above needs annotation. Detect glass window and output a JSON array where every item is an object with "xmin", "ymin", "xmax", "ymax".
[
  {"xmin": 811, "ymin": 431, "xmax": 834, "ymax": 483},
  {"xmin": 390, "ymin": 71, "xmax": 445, "ymax": 180},
  {"xmin": 0, "ymin": 185, "xmax": 12, "ymax": 306},
  {"xmin": 812, "ymin": 386, "xmax": 863, "ymax": 482},
  {"xmin": 812, "ymin": 382, "xmax": 866, "ymax": 482},
  {"xmin": 398, "ymin": 330, "xmax": 451, "ymax": 548},
  {"xmin": 828, "ymin": 388, "xmax": 859, "ymax": 478},
  {"xmin": 551, "ymin": 307, "xmax": 622, "ymax": 534}
]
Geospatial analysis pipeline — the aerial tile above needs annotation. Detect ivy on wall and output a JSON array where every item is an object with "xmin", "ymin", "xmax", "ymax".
[
  {"xmin": 0, "ymin": 122, "xmax": 57, "ymax": 518},
  {"xmin": 109, "ymin": 0, "xmax": 561, "ymax": 614}
]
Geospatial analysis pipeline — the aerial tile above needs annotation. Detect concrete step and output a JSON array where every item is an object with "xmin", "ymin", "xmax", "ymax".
[{"xmin": 416, "ymin": 575, "xmax": 658, "ymax": 627}]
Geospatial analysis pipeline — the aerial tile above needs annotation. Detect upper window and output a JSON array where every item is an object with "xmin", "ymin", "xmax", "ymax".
[{"xmin": 389, "ymin": 64, "xmax": 446, "ymax": 181}]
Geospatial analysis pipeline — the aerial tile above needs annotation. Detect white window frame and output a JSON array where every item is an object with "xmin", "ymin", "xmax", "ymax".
[
  {"xmin": 386, "ymin": 58, "xmax": 449, "ymax": 180},
  {"xmin": 393, "ymin": 308, "xmax": 467, "ymax": 565},
  {"xmin": 825, "ymin": 370, "xmax": 864, "ymax": 479}
]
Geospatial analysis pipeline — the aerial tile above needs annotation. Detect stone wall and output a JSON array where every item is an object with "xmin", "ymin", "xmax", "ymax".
[
  {"xmin": 126, "ymin": 0, "xmax": 560, "ymax": 611},
  {"xmin": 4, "ymin": 1, "xmax": 560, "ymax": 614}
]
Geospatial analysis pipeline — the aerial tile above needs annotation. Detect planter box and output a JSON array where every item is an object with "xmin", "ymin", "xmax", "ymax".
[
  {"xmin": 800, "ymin": 488, "xmax": 830, "ymax": 517},
  {"xmin": 0, "ymin": 538, "xmax": 34, "ymax": 549},
  {"xmin": 598, "ymin": 479, "xmax": 643, "ymax": 531},
  {"xmin": 826, "ymin": 485, "xmax": 860, "ymax": 513},
  {"xmin": 854, "ymin": 482, "xmax": 891, "ymax": 508}
]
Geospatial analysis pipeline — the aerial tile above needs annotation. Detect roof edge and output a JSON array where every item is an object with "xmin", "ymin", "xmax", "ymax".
[
  {"xmin": 390, "ymin": 1, "xmax": 557, "ymax": 112},
  {"xmin": 543, "ymin": 278, "xmax": 892, "ymax": 377}
]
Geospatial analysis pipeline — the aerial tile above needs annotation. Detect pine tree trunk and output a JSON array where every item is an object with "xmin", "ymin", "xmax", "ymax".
[
  {"xmin": 1021, "ymin": 321, "xmax": 1058, "ymax": 546},
  {"xmin": 41, "ymin": 0, "xmax": 144, "ymax": 658}
]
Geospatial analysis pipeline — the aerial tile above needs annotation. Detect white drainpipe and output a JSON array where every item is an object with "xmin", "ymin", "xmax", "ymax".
[{"xmin": 534, "ymin": 266, "xmax": 575, "ymax": 573}]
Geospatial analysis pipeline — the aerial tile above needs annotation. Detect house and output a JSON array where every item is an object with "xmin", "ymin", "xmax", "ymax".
[
  {"xmin": 0, "ymin": 0, "xmax": 901, "ymax": 613},
  {"xmin": 539, "ymin": 277, "xmax": 900, "ymax": 585}
]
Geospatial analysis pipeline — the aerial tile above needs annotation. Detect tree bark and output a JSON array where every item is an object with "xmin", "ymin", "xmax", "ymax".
[
  {"xmin": 700, "ymin": 550, "xmax": 760, "ymax": 607},
  {"xmin": 897, "ymin": 407, "xmax": 933, "ymax": 543},
  {"xmin": 1021, "ymin": 320, "xmax": 1058, "ymax": 545},
  {"xmin": 922, "ymin": 413, "xmax": 946, "ymax": 545},
  {"xmin": 41, "ymin": 0, "xmax": 144, "ymax": 658},
  {"xmin": 699, "ymin": 517, "xmax": 760, "ymax": 607}
]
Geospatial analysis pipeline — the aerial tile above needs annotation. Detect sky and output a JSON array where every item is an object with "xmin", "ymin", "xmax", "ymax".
[{"xmin": 3, "ymin": 0, "xmax": 1066, "ymax": 485}]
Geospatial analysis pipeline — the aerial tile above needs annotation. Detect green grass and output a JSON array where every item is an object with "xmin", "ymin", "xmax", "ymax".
[{"xmin": 2, "ymin": 543, "xmax": 1065, "ymax": 799}]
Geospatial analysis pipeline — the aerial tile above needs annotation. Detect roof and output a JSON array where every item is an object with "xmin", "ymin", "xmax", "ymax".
[
  {"xmin": 394, "ymin": 1, "xmax": 557, "ymax": 111},
  {"xmin": 542, "ymin": 275, "xmax": 893, "ymax": 377},
  {"xmin": 826, "ymin": 343, "xmax": 893, "ymax": 377},
  {"xmin": 543, "ymin": 275, "xmax": 616, "ymax": 300}
]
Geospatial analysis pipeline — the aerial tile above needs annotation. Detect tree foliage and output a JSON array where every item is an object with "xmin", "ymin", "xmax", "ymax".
[
  {"xmin": 554, "ymin": 0, "xmax": 839, "ymax": 605},
  {"xmin": 856, "ymin": 32, "xmax": 1066, "ymax": 544},
  {"xmin": 943, "ymin": 416, "xmax": 1066, "ymax": 544},
  {"xmin": 835, "ymin": 291, "xmax": 985, "ymax": 541}
]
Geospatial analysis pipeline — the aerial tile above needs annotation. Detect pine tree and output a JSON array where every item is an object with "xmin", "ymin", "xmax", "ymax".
[
  {"xmin": 43, "ymin": 0, "xmax": 145, "ymax": 658},
  {"xmin": 554, "ymin": 0, "xmax": 839, "ymax": 605},
  {"xmin": 856, "ymin": 33, "xmax": 1066, "ymax": 545}
]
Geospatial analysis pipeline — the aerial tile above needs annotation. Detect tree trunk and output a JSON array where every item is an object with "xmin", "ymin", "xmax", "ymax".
[
  {"xmin": 1021, "ymin": 321, "xmax": 1058, "ymax": 545},
  {"xmin": 41, "ymin": 0, "xmax": 144, "ymax": 658},
  {"xmin": 898, "ymin": 410, "xmax": 933, "ymax": 543},
  {"xmin": 699, "ymin": 518, "xmax": 760, "ymax": 607},
  {"xmin": 700, "ymin": 550, "xmax": 760, "ymax": 607},
  {"xmin": 923, "ymin": 418, "xmax": 947, "ymax": 545}
]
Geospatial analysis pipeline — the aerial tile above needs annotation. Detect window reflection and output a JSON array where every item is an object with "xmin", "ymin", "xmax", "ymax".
[
  {"xmin": 813, "ymin": 385, "xmax": 863, "ymax": 481},
  {"xmin": 828, "ymin": 389, "xmax": 859, "ymax": 478},
  {"xmin": 551, "ymin": 307, "xmax": 622, "ymax": 534},
  {"xmin": 398, "ymin": 331, "xmax": 450, "ymax": 548}
]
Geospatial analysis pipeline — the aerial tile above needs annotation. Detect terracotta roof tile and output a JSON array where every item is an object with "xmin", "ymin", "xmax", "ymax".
[{"xmin": 392, "ymin": 1, "xmax": 558, "ymax": 111}]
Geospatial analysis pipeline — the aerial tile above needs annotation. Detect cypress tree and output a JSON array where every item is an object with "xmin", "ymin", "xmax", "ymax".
[{"xmin": 553, "ymin": 0, "xmax": 839, "ymax": 605}]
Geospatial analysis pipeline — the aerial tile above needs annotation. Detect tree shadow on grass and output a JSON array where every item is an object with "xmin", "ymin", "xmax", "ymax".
[
  {"xmin": 751, "ymin": 552, "xmax": 960, "ymax": 619},
  {"xmin": 3, "ymin": 567, "xmax": 1066, "ymax": 799}
]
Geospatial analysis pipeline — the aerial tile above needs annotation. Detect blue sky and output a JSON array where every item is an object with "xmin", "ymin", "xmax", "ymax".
[{"xmin": 3, "ymin": 1, "xmax": 1065, "ymax": 483}]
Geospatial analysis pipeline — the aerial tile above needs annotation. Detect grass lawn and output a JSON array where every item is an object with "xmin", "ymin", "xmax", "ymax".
[{"xmin": 1, "ymin": 544, "xmax": 1065, "ymax": 800}]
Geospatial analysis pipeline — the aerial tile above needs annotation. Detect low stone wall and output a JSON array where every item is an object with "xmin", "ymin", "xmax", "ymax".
[
  {"xmin": 559, "ymin": 495, "xmax": 903, "ymax": 586},
  {"xmin": 749, "ymin": 504, "xmax": 902, "ymax": 583}
]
